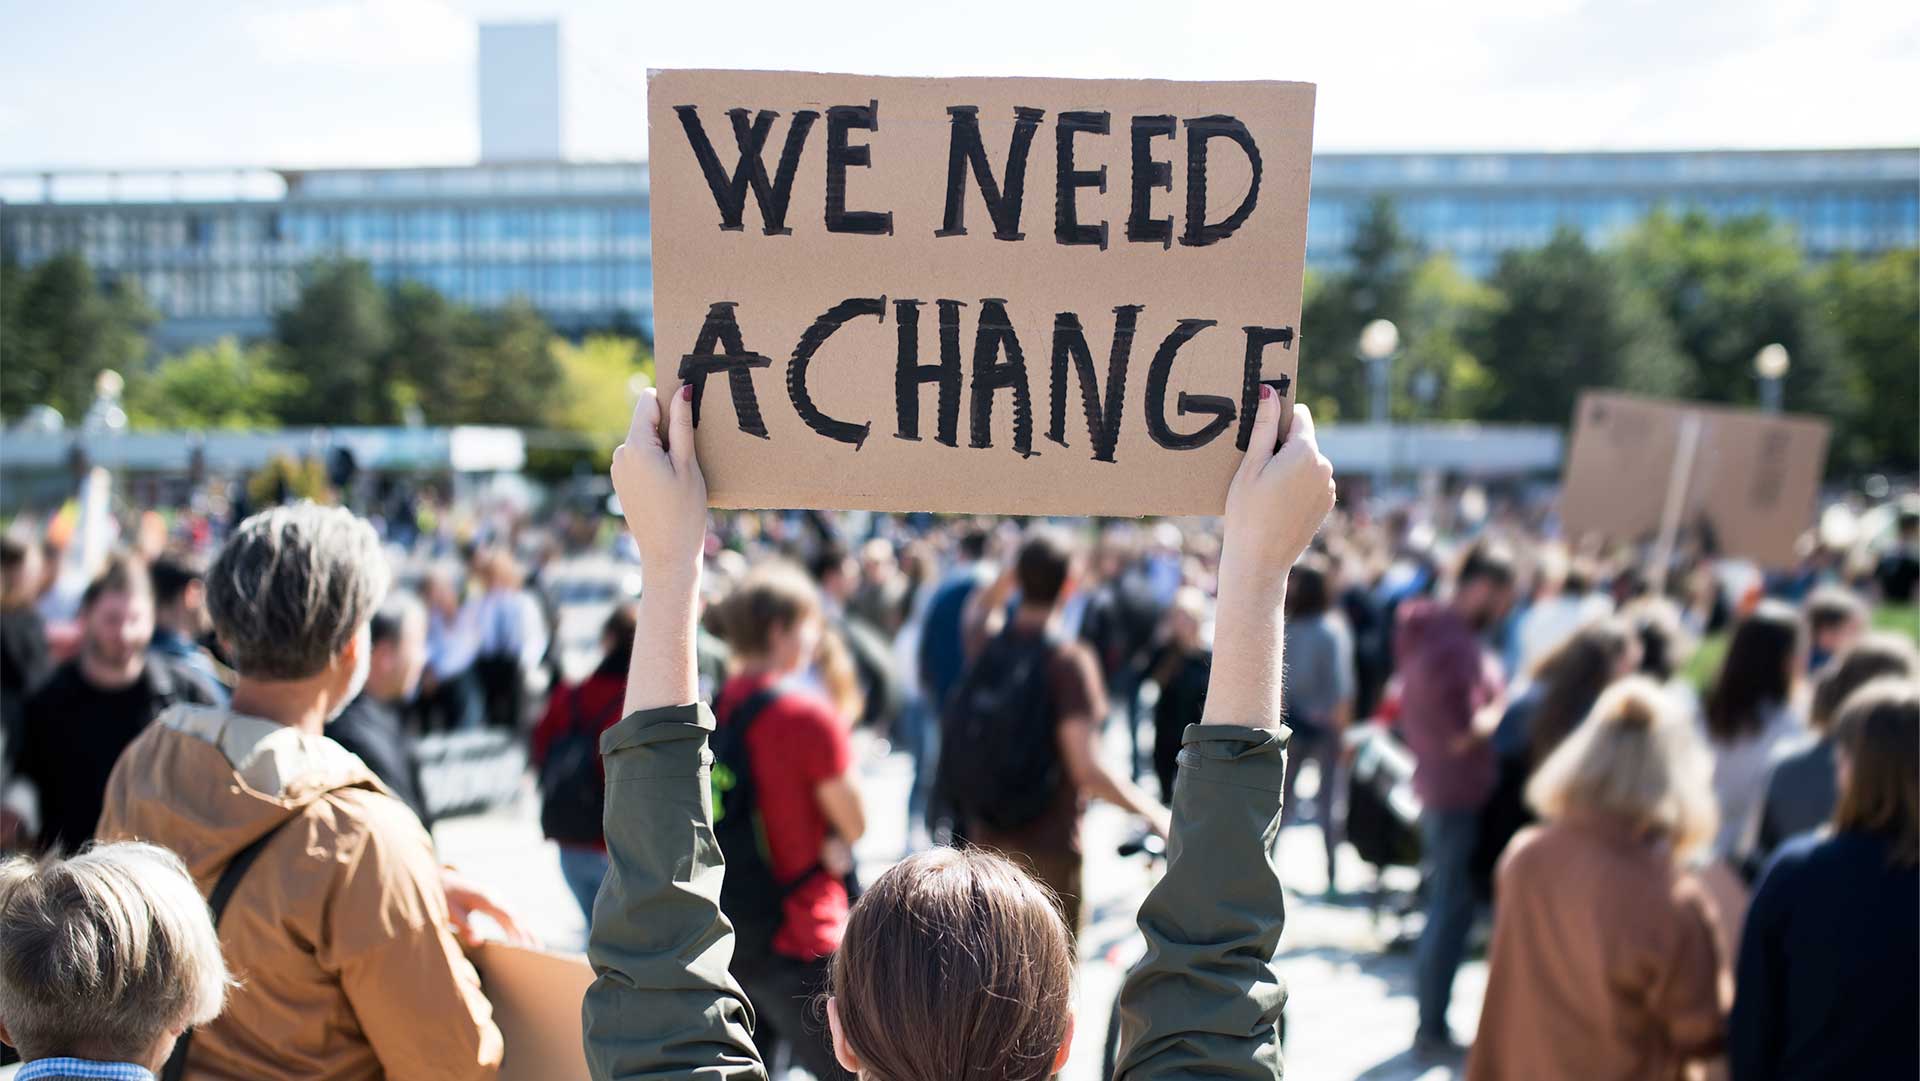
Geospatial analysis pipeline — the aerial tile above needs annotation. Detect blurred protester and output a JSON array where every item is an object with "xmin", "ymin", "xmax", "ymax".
[
  {"xmin": 149, "ymin": 554, "xmax": 231, "ymax": 703},
  {"xmin": 809, "ymin": 546, "xmax": 903, "ymax": 736},
  {"xmin": 15, "ymin": 556, "xmax": 221, "ymax": 854},
  {"xmin": 1801, "ymin": 585, "xmax": 1867, "ymax": 673},
  {"xmin": 1753, "ymin": 633, "xmax": 1918, "ymax": 860},
  {"xmin": 472, "ymin": 548, "xmax": 549, "ymax": 730},
  {"xmin": 532, "ymin": 604, "xmax": 637, "ymax": 921},
  {"xmin": 948, "ymin": 529, "xmax": 1170, "ymax": 943},
  {"xmin": 1510, "ymin": 547, "xmax": 1611, "ymax": 675},
  {"xmin": 910, "ymin": 529, "xmax": 991, "ymax": 838},
  {"xmin": 1729, "ymin": 678, "xmax": 1919, "ymax": 1081},
  {"xmin": 1147, "ymin": 586, "xmax": 1213, "ymax": 806},
  {"xmin": 421, "ymin": 565, "xmax": 485, "ymax": 731},
  {"xmin": 0, "ymin": 842, "xmax": 230, "ymax": 1079},
  {"xmin": 1393, "ymin": 544, "xmax": 1515, "ymax": 1058},
  {"xmin": 0, "ymin": 537, "xmax": 50, "ymax": 779},
  {"xmin": 1476, "ymin": 618, "xmax": 1639, "ymax": 899},
  {"xmin": 1467, "ymin": 678, "xmax": 1724, "ymax": 1081},
  {"xmin": 1081, "ymin": 536, "xmax": 1171, "ymax": 780},
  {"xmin": 1624, "ymin": 596, "xmax": 1701, "ymax": 717},
  {"xmin": 327, "ymin": 590, "xmax": 435, "ymax": 826},
  {"xmin": 95, "ymin": 503, "xmax": 506, "ymax": 1081},
  {"xmin": 848, "ymin": 537, "xmax": 907, "ymax": 635},
  {"xmin": 1703, "ymin": 601, "xmax": 1806, "ymax": 865},
  {"xmin": 1280, "ymin": 554, "xmax": 1356, "ymax": 891},
  {"xmin": 711, "ymin": 562, "xmax": 865, "ymax": 1081},
  {"xmin": 1873, "ymin": 506, "xmax": 1919, "ymax": 604}
]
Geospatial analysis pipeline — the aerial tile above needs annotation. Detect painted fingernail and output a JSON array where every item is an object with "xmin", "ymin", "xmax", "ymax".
[
  {"xmin": 1260, "ymin": 384, "xmax": 1275, "ymax": 401},
  {"xmin": 680, "ymin": 384, "xmax": 692, "ymax": 401}
]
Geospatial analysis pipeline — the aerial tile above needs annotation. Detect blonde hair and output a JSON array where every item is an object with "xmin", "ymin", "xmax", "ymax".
[
  {"xmin": 0, "ymin": 842, "xmax": 230, "ymax": 1061},
  {"xmin": 1527, "ymin": 676, "xmax": 1718, "ymax": 860}
]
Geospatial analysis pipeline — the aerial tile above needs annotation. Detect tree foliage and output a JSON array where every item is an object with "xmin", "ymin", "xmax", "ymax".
[
  {"xmin": 0, "ymin": 252, "xmax": 154, "ymax": 421},
  {"xmin": 1818, "ymin": 249, "xmax": 1920, "ymax": 473},
  {"xmin": 547, "ymin": 335, "xmax": 654, "ymax": 441},
  {"xmin": 123, "ymin": 338, "xmax": 292, "ymax": 429}
]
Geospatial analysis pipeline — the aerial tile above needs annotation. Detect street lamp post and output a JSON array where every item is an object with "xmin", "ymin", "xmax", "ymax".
[
  {"xmin": 1357, "ymin": 318, "xmax": 1400, "ymax": 498},
  {"xmin": 1754, "ymin": 342, "xmax": 1790, "ymax": 413}
]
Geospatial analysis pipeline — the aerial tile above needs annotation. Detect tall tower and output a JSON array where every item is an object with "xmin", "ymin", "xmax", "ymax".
[{"xmin": 478, "ymin": 21, "xmax": 563, "ymax": 162}]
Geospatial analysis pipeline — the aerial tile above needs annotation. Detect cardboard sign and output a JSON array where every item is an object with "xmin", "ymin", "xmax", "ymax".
[
  {"xmin": 649, "ymin": 69, "xmax": 1317, "ymax": 516},
  {"xmin": 1560, "ymin": 391, "xmax": 1831, "ymax": 568},
  {"xmin": 473, "ymin": 942, "xmax": 596, "ymax": 1081}
]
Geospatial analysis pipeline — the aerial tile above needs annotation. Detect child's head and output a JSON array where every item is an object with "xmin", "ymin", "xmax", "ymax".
[
  {"xmin": 0, "ymin": 842, "xmax": 229, "ymax": 1069},
  {"xmin": 829, "ymin": 847, "xmax": 1074, "ymax": 1081}
]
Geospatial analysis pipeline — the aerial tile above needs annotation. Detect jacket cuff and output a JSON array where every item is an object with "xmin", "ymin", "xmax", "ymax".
[
  {"xmin": 599, "ymin": 702, "xmax": 713, "ymax": 755},
  {"xmin": 1176, "ymin": 723, "xmax": 1290, "ymax": 792}
]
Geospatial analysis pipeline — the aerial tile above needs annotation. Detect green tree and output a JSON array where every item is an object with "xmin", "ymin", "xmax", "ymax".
[
  {"xmin": 1617, "ymin": 211, "xmax": 1846, "ymax": 419},
  {"xmin": 386, "ymin": 280, "xmax": 466, "ymax": 423},
  {"xmin": 1469, "ymin": 228, "xmax": 1688, "ymax": 424},
  {"xmin": 547, "ymin": 335, "xmax": 653, "ymax": 441},
  {"xmin": 1, "ymin": 253, "xmax": 154, "ymax": 421},
  {"xmin": 123, "ymin": 338, "xmax": 293, "ymax": 429},
  {"xmin": 1820, "ymin": 249, "xmax": 1920, "ymax": 473},
  {"xmin": 1298, "ymin": 198, "xmax": 1422, "ymax": 421},
  {"xmin": 449, "ymin": 300, "xmax": 564, "ymax": 427},
  {"xmin": 272, "ymin": 260, "xmax": 395, "ymax": 424},
  {"xmin": 1394, "ymin": 255, "xmax": 1501, "ymax": 420}
]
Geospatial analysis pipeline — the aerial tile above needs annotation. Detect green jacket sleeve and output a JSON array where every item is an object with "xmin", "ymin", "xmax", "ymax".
[
  {"xmin": 1114, "ymin": 723, "xmax": 1290, "ymax": 1081},
  {"xmin": 583, "ymin": 703, "xmax": 768, "ymax": 1081}
]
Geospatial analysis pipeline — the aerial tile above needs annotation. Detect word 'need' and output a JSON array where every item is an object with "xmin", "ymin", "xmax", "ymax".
[
  {"xmin": 674, "ymin": 103, "xmax": 1265, "ymax": 250},
  {"xmin": 679, "ymin": 297, "xmax": 1294, "ymax": 462}
]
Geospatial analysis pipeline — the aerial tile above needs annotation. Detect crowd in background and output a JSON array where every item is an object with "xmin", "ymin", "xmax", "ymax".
[{"xmin": 1, "ymin": 467, "xmax": 1917, "ymax": 1079}]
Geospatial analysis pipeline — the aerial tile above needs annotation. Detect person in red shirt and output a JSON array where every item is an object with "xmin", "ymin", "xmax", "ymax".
[
  {"xmin": 710, "ymin": 562, "xmax": 866, "ymax": 1081},
  {"xmin": 531, "ymin": 604, "xmax": 637, "ymax": 919}
]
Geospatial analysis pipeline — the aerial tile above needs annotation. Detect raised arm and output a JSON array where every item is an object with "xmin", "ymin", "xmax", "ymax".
[
  {"xmin": 583, "ymin": 385, "xmax": 766, "ymax": 1081},
  {"xmin": 1114, "ymin": 390, "xmax": 1335, "ymax": 1081}
]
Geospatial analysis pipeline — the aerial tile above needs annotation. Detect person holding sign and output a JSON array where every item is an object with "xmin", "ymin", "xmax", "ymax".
[{"xmin": 583, "ymin": 382, "xmax": 1332, "ymax": 1081}]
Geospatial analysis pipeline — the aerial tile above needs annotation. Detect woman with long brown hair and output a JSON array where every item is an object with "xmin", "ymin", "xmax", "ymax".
[
  {"xmin": 1729, "ymin": 678, "xmax": 1919, "ymax": 1081},
  {"xmin": 1703, "ymin": 601, "xmax": 1806, "ymax": 861}
]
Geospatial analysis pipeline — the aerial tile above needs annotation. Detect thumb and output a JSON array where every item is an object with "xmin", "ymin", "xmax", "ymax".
[
  {"xmin": 1280, "ymin": 402, "xmax": 1318, "ymax": 457},
  {"xmin": 668, "ymin": 382, "xmax": 698, "ymax": 473},
  {"xmin": 1236, "ymin": 386, "xmax": 1284, "ymax": 480}
]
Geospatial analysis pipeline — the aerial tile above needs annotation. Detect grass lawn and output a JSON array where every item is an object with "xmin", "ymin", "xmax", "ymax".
[{"xmin": 1685, "ymin": 603, "xmax": 1918, "ymax": 691}]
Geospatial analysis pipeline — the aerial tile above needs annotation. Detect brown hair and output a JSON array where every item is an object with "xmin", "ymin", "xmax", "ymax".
[
  {"xmin": 713, "ymin": 562, "xmax": 821, "ymax": 659},
  {"xmin": 1831, "ymin": 678, "xmax": 1919, "ymax": 867},
  {"xmin": 1015, "ymin": 529, "xmax": 1076, "ymax": 608},
  {"xmin": 81, "ymin": 553, "xmax": 152, "ymax": 611},
  {"xmin": 1526, "ymin": 618, "xmax": 1637, "ymax": 767},
  {"xmin": 1285, "ymin": 553, "xmax": 1332, "ymax": 619},
  {"xmin": 1809, "ymin": 634, "xmax": 1918, "ymax": 732},
  {"xmin": 831, "ymin": 848, "xmax": 1073, "ymax": 1081}
]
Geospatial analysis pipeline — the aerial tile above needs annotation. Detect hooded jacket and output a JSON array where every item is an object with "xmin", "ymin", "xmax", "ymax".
[{"xmin": 96, "ymin": 704, "xmax": 502, "ymax": 1081}]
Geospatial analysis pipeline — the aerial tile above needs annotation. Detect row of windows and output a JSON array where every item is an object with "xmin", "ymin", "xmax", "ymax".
[
  {"xmin": 1313, "ymin": 150, "xmax": 1919, "ymax": 187},
  {"xmin": 122, "ymin": 261, "xmax": 657, "ymax": 320}
]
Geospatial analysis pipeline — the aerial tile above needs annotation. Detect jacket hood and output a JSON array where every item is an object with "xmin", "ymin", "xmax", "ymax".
[
  {"xmin": 103, "ymin": 703, "xmax": 389, "ymax": 882},
  {"xmin": 1396, "ymin": 596, "xmax": 1464, "ymax": 649}
]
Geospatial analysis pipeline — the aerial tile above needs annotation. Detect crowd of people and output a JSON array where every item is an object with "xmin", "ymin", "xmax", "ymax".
[{"xmin": 0, "ymin": 380, "xmax": 1916, "ymax": 1081}]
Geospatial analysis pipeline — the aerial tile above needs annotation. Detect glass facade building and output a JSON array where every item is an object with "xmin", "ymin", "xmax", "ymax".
[{"xmin": 2, "ymin": 147, "xmax": 1915, "ymax": 351}]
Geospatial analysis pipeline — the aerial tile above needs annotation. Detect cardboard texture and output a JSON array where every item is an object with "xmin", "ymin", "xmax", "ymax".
[
  {"xmin": 473, "ymin": 942, "xmax": 596, "ymax": 1081},
  {"xmin": 649, "ymin": 69, "xmax": 1317, "ymax": 516},
  {"xmin": 1560, "ymin": 391, "xmax": 1831, "ymax": 569}
]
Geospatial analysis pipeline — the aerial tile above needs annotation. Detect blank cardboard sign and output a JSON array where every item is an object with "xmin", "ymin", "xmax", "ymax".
[
  {"xmin": 1561, "ymin": 391, "xmax": 1831, "ymax": 568},
  {"xmin": 473, "ymin": 942, "xmax": 595, "ymax": 1081},
  {"xmin": 649, "ymin": 69, "xmax": 1317, "ymax": 516}
]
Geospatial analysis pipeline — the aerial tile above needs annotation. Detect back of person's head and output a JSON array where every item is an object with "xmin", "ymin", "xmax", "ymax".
[
  {"xmin": 148, "ymin": 555, "xmax": 205, "ymax": 612},
  {"xmin": 207, "ymin": 502, "xmax": 389, "ymax": 680},
  {"xmin": 1527, "ymin": 676, "xmax": 1717, "ymax": 859},
  {"xmin": 0, "ymin": 534, "xmax": 39, "ymax": 608},
  {"xmin": 1285, "ymin": 553, "xmax": 1332, "ymax": 619},
  {"xmin": 715, "ymin": 561, "xmax": 822, "ymax": 658},
  {"xmin": 1015, "ymin": 529, "xmax": 1076, "ymax": 608},
  {"xmin": 1456, "ymin": 542, "xmax": 1517, "ymax": 593},
  {"xmin": 1526, "ymin": 617, "xmax": 1638, "ymax": 766},
  {"xmin": 831, "ymin": 847, "xmax": 1073, "ymax": 1081},
  {"xmin": 1705, "ymin": 599, "xmax": 1803, "ymax": 742},
  {"xmin": 368, "ymin": 589, "xmax": 426, "ymax": 649},
  {"xmin": 600, "ymin": 603, "xmax": 639, "ymax": 671},
  {"xmin": 957, "ymin": 529, "xmax": 991, "ymax": 563},
  {"xmin": 1623, "ymin": 596, "xmax": 1694, "ymax": 682},
  {"xmin": 1810, "ymin": 634, "xmax": 1919, "ymax": 732},
  {"xmin": 1804, "ymin": 586, "xmax": 1867, "ymax": 639},
  {"xmin": 1831, "ymin": 678, "xmax": 1920, "ymax": 867},
  {"xmin": 0, "ymin": 842, "xmax": 229, "ymax": 1065},
  {"xmin": 808, "ymin": 543, "xmax": 855, "ymax": 586}
]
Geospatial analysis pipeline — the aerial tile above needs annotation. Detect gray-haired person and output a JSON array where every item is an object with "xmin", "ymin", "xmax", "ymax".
[
  {"xmin": 94, "ymin": 503, "xmax": 514, "ymax": 1081},
  {"xmin": 0, "ymin": 841, "xmax": 230, "ymax": 1079}
]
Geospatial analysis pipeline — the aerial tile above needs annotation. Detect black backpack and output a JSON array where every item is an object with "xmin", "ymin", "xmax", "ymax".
[
  {"xmin": 938, "ymin": 631, "xmax": 1064, "ymax": 832},
  {"xmin": 712, "ymin": 687, "xmax": 822, "ymax": 961},
  {"xmin": 539, "ymin": 687, "xmax": 613, "ymax": 845}
]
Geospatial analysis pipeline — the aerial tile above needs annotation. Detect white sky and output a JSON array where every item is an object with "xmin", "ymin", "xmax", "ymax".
[{"xmin": 2, "ymin": 0, "xmax": 1916, "ymax": 169}]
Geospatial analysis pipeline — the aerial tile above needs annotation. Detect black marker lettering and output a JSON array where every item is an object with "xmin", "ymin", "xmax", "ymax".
[
  {"xmin": 1054, "ymin": 111, "xmax": 1110, "ymax": 249},
  {"xmin": 894, "ymin": 299, "xmax": 961, "ymax": 446},
  {"xmin": 1046, "ymin": 305, "xmax": 1142, "ymax": 463},
  {"xmin": 937, "ymin": 106, "xmax": 1045, "ymax": 241},
  {"xmin": 1180, "ymin": 115, "xmax": 1261, "ymax": 248},
  {"xmin": 969, "ymin": 298, "xmax": 1035, "ymax": 457},
  {"xmin": 674, "ymin": 105, "xmax": 819, "ymax": 235},
  {"xmin": 1127, "ymin": 115, "xmax": 1176, "ymax": 248},
  {"xmin": 1233, "ymin": 325, "xmax": 1295, "ymax": 451},
  {"xmin": 1144, "ymin": 319, "xmax": 1233, "ymax": 449},
  {"xmin": 788, "ymin": 297, "xmax": 885, "ymax": 449},
  {"xmin": 824, "ymin": 101, "xmax": 893, "ymax": 236},
  {"xmin": 677, "ymin": 302, "xmax": 772, "ymax": 437}
]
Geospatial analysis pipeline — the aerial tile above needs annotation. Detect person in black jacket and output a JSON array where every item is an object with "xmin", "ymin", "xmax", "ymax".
[
  {"xmin": 0, "ymin": 537, "xmax": 51, "ymax": 780},
  {"xmin": 326, "ymin": 590, "xmax": 434, "ymax": 826}
]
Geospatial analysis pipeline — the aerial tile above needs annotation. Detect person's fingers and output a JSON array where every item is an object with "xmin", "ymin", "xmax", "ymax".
[
  {"xmin": 1237, "ymin": 385, "xmax": 1284, "ymax": 479},
  {"xmin": 667, "ymin": 382, "xmax": 697, "ymax": 474},
  {"xmin": 626, "ymin": 386, "xmax": 663, "ymax": 452},
  {"xmin": 1283, "ymin": 402, "xmax": 1318, "ymax": 454}
]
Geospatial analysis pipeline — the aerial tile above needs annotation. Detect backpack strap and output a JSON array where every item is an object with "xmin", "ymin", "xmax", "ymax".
[
  {"xmin": 715, "ymin": 686, "xmax": 827, "ymax": 894},
  {"xmin": 161, "ymin": 816, "xmax": 296, "ymax": 1081}
]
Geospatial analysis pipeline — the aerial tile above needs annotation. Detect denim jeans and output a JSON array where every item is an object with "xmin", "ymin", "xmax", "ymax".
[
  {"xmin": 558, "ymin": 844, "xmax": 610, "ymax": 924},
  {"xmin": 1415, "ymin": 807, "xmax": 1480, "ymax": 1040}
]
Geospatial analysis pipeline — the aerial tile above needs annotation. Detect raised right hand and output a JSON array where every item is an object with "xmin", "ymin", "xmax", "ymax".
[{"xmin": 611, "ymin": 385, "xmax": 707, "ymax": 581}]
